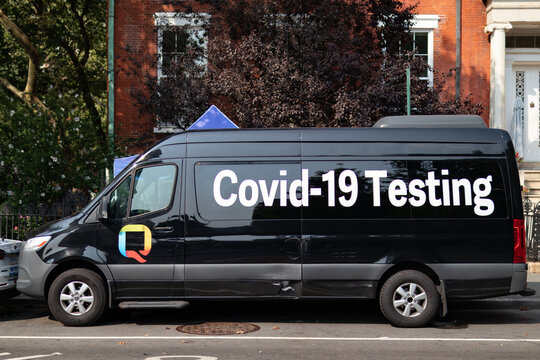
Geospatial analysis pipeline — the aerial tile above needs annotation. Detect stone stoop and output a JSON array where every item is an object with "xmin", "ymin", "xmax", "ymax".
[
  {"xmin": 529, "ymin": 262, "xmax": 540, "ymax": 273},
  {"xmin": 520, "ymin": 167, "xmax": 540, "ymax": 203}
]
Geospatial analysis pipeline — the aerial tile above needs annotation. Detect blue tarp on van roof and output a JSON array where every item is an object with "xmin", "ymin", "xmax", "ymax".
[
  {"xmin": 187, "ymin": 105, "xmax": 238, "ymax": 130},
  {"xmin": 113, "ymin": 154, "xmax": 138, "ymax": 177}
]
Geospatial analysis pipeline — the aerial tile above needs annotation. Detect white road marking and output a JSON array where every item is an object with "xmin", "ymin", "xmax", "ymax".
[
  {"xmin": 145, "ymin": 356, "xmax": 217, "ymax": 360},
  {"xmin": 0, "ymin": 336, "xmax": 539, "ymax": 343},
  {"xmin": 4, "ymin": 353, "xmax": 61, "ymax": 360},
  {"xmin": 0, "ymin": 354, "xmax": 11, "ymax": 357}
]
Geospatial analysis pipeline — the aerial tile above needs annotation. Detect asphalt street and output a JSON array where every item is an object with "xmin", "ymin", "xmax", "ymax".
[{"xmin": 1, "ymin": 274, "xmax": 540, "ymax": 359}]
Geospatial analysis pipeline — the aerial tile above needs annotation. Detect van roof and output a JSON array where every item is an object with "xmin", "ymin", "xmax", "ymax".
[
  {"xmin": 140, "ymin": 126, "xmax": 511, "ymax": 162},
  {"xmin": 372, "ymin": 115, "xmax": 487, "ymax": 128},
  {"xmin": 155, "ymin": 126, "xmax": 505, "ymax": 148}
]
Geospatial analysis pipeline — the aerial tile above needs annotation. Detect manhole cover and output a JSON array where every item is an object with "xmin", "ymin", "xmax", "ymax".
[{"xmin": 177, "ymin": 322, "xmax": 260, "ymax": 335}]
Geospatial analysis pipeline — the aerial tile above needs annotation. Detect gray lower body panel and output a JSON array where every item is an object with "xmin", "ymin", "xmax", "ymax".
[
  {"xmin": 181, "ymin": 262, "xmax": 517, "ymax": 300},
  {"xmin": 302, "ymin": 264, "xmax": 390, "ymax": 297},
  {"xmin": 510, "ymin": 263, "xmax": 527, "ymax": 293},
  {"xmin": 429, "ymin": 263, "xmax": 513, "ymax": 299},
  {"xmin": 185, "ymin": 263, "xmax": 301, "ymax": 280},
  {"xmin": 185, "ymin": 263, "xmax": 301, "ymax": 297},
  {"xmin": 107, "ymin": 262, "xmax": 522, "ymax": 301}
]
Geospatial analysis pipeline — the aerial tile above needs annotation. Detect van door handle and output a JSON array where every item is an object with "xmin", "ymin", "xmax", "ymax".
[{"xmin": 154, "ymin": 226, "xmax": 174, "ymax": 233}]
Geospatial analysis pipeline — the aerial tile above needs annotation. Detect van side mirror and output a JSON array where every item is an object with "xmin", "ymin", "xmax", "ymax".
[{"xmin": 97, "ymin": 195, "xmax": 109, "ymax": 221}]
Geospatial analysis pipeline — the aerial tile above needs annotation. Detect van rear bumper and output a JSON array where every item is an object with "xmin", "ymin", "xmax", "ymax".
[{"xmin": 509, "ymin": 263, "xmax": 528, "ymax": 293}]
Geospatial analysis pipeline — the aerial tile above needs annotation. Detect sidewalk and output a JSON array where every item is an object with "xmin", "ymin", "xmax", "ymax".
[
  {"xmin": 527, "ymin": 272, "xmax": 540, "ymax": 285},
  {"xmin": 529, "ymin": 262, "xmax": 540, "ymax": 273}
]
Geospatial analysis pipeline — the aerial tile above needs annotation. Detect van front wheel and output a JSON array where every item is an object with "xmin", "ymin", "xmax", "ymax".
[
  {"xmin": 48, "ymin": 268, "xmax": 107, "ymax": 326},
  {"xmin": 379, "ymin": 270, "xmax": 440, "ymax": 327}
]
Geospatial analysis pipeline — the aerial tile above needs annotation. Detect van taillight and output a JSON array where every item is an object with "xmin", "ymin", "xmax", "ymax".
[
  {"xmin": 514, "ymin": 219, "xmax": 526, "ymax": 263},
  {"xmin": 0, "ymin": 250, "xmax": 5, "ymax": 260}
]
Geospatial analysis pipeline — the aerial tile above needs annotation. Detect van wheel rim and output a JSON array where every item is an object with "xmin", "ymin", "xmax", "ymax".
[
  {"xmin": 59, "ymin": 281, "xmax": 94, "ymax": 316},
  {"xmin": 392, "ymin": 282, "xmax": 428, "ymax": 318}
]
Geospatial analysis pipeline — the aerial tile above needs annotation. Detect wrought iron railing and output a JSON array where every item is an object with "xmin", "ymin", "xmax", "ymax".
[
  {"xmin": 0, "ymin": 214, "xmax": 59, "ymax": 240},
  {"xmin": 524, "ymin": 199, "xmax": 540, "ymax": 262},
  {"xmin": 0, "ymin": 198, "xmax": 88, "ymax": 241}
]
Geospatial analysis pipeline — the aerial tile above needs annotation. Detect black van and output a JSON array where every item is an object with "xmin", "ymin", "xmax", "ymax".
[{"xmin": 16, "ymin": 116, "xmax": 533, "ymax": 327}]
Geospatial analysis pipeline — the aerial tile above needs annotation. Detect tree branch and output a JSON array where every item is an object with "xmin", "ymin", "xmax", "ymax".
[
  {"xmin": 57, "ymin": 36, "xmax": 106, "ymax": 144},
  {"xmin": 0, "ymin": 75, "xmax": 24, "ymax": 98},
  {"xmin": 0, "ymin": 75, "xmax": 54, "ymax": 124},
  {"xmin": 68, "ymin": 0, "xmax": 91, "ymax": 66},
  {"xmin": 0, "ymin": 7, "xmax": 40, "ymax": 96}
]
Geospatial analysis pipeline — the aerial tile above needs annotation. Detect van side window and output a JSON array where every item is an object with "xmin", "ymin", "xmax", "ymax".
[
  {"xmin": 108, "ymin": 175, "xmax": 132, "ymax": 219},
  {"xmin": 130, "ymin": 165, "xmax": 176, "ymax": 216}
]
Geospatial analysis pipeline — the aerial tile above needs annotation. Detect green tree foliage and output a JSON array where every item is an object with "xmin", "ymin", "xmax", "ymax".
[
  {"xmin": 0, "ymin": 1, "xmax": 109, "ymax": 207},
  {"xmin": 135, "ymin": 0, "xmax": 482, "ymax": 131}
]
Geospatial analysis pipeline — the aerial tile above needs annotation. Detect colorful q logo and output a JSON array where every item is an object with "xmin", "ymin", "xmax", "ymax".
[{"xmin": 118, "ymin": 224, "xmax": 152, "ymax": 263}]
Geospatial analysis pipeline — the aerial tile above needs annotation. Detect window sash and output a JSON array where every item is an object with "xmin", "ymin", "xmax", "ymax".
[{"xmin": 410, "ymin": 15, "xmax": 439, "ymax": 85}]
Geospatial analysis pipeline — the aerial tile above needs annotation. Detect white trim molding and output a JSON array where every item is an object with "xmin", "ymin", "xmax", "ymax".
[
  {"xmin": 484, "ymin": 22, "xmax": 513, "ymax": 34},
  {"xmin": 411, "ymin": 14, "xmax": 440, "ymax": 30},
  {"xmin": 154, "ymin": 12, "xmax": 211, "ymax": 27}
]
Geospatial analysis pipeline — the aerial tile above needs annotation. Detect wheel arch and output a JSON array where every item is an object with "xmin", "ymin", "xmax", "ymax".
[
  {"xmin": 44, "ymin": 259, "xmax": 109, "ymax": 301},
  {"xmin": 376, "ymin": 262, "xmax": 441, "ymax": 297}
]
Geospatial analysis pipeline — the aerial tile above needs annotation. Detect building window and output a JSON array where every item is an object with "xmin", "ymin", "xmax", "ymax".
[
  {"xmin": 403, "ymin": 31, "xmax": 429, "ymax": 79},
  {"xmin": 408, "ymin": 15, "xmax": 439, "ymax": 85},
  {"xmin": 506, "ymin": 36, "xmax": 540, "ymax": 49},
  {"xmin": 154, "ymin": 12, "xmax": 210, "ymax": 82}
]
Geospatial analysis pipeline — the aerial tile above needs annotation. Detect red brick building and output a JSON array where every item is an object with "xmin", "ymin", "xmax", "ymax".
[
  {"xmin": 110, "ymin": 1, "xmax": 540, "ymax": 196},
  {"xmin": 400, "ymin": 0, "xmax": 490, "ymax": 123}
]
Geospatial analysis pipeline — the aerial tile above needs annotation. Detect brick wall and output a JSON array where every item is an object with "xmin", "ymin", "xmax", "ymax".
[{"xmin": 402, "ymin": 0, "xmax": 490, "ymax": 125}]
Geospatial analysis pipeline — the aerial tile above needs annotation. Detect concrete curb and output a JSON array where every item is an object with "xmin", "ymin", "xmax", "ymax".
[{"xmin": 528, "ymin": 262, "xmax": 540, "ymax": 273}]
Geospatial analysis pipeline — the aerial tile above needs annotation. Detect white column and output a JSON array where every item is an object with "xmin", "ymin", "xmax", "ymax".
[
  {"xmin": 485, "ymin": 23, "xmax": 512, "ymax": 129},
  {"xmin": 504, "ymin": 60, "xmax": 514, "ymax": 134}
]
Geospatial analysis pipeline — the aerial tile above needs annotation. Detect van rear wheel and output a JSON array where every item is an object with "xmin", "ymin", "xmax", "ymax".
[
  {"xmin": 48, "ymin": 268, "xmax": 107, "ymax": 326},
  {"xmin": 379, "ymin": 270, "xmax": 439, "ymax": 327}
]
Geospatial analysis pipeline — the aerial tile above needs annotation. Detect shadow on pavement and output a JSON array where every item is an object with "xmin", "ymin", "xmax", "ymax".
[
  {"xmin": 101, "ymin": 297, "xmax": 540, "ymax": 328},
  {"xmin": 100, "ymin": 299, "xmax": 387, "ymax": 327},
  {"xmin": 0, "ymin": 297, "xmax": 49, "ymax": 322}
]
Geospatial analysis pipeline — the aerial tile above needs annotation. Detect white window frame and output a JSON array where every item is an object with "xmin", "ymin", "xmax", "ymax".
[
  {"xmin": 410, "ymin": 15, "xmax": 439, "ymax": 85},
  {"xmin": 154, "ymin": 12, "xmax": 211, "ymax": 83}
]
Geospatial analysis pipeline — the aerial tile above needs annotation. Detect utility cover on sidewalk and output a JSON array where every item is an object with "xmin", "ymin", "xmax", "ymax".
[{"xmin": 187, "ymin": 105, "xmax": 239, "ymax": 130}]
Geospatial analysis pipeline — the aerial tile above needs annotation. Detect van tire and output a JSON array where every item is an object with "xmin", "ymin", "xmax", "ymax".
[
  {"xmin": 379, "ymin": 270, "xmax": 440, "ymax": 327},
  {"xmin": 48, "ymin": 268, "xmax": 107, "ymax": 326}
]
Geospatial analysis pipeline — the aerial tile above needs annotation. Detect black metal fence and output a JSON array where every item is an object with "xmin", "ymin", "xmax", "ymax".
[
  {"xmin": 0, "ymin": 197, "xmax": 89, "ymax": 241},
  {"xmin": 1, "ymin": 213, "xmax": 56, "ymax": 240},
  {"xmin": 524, "ymin": 199, "xmax": 540, "ymax": 262}
]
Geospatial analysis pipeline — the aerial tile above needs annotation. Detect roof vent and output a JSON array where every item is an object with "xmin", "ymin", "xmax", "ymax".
[{"xmin": 373, "ymin": 115, "xmax": 486, "ymax": 128}]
